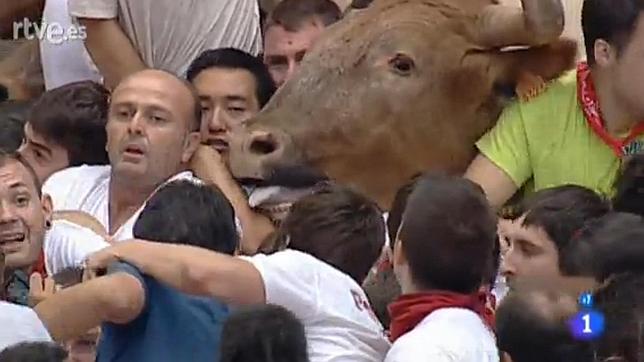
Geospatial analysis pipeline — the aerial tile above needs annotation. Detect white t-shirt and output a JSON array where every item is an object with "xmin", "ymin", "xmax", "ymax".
[
  {"xmin": 245, "ymin": 250, "xmax": 391, "ymax": 362},
  {"xmin": 42, "ymin": 165, "xmax": 199, "ymax": 242},
  {"xmin": 0, "ymin": 302, "xmax": 52, "ymax": 351},
  {"xmin": 384, "ymin": 308, "xmax": 499, "ymax": 362},
  {"xmin": 68, "ymin": 0, "xmax": 262, "ymax": 78},
  {"xmin": 40, "ymin": 0, "xmax": 102, "ymax": 90},
  {"xmin": 44, "ymin": 219, "xmax": 110, "ymax": 275}
]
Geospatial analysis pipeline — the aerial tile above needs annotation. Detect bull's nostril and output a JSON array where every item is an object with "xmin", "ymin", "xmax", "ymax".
[{"xmin": 249, "ymin": 134, "xmax": 278, "ymax": 156}]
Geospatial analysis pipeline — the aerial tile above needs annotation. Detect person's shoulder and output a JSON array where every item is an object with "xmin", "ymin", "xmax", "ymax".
[{"xmin": 44, "ymin": 165, "xmax": 111, "ymax": 192}]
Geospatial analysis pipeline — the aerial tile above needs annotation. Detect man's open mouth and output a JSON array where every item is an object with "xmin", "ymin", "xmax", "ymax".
[
  {"xmin": 123, "ymin": 145, "xmax": 145, "ymax": 156},
  {"xmin": 0, "ymin": 232, "xmax": 27, "ymax": 251},
  {"xmin": 205, "ymin": 139, "xmax": 229, "ymax": 152}
]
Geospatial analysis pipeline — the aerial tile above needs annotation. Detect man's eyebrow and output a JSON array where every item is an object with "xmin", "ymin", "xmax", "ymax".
[
  {"xmin": 225, "ymin": 95, "xmax": 248, "ymax": 103},
  {"xmin": 8, "ymin": 181, "xmax": 30, "ymax": 191}
]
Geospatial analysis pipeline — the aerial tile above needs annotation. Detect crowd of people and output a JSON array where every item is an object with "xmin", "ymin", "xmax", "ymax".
[{"xmin": 1, "ymin": 0, "xmax": 644, "ymax": 361}]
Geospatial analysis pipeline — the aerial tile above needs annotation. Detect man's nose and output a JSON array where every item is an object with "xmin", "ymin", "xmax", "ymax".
[
  {"xmin": 0, "ymin": 202, "xmax": 18, "ymax": 223},
  {"xmin": 127, "ymin": 112, "xmax": 145, "ymax": 134},
  {"xmin": 208, "ymin": 109, "xmax": 230, "ymax": 133},
  {"xmin": 500, "ymin": 251, "xmax": 517, "ymax": 278}
]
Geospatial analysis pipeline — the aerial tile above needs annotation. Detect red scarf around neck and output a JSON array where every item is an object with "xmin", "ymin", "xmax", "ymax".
[
  {"xmin": 388, "ymin": 290, "xmax": 495, "ymax": 342},
  {"xmin": 577, "ymin": 62, "xmax": 644, "ymax": 158}
]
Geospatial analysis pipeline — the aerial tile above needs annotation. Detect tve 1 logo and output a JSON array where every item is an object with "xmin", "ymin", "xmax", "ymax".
[{"xmin": 568, "ymin": 292, "xmax": 605, "ymax": 341}]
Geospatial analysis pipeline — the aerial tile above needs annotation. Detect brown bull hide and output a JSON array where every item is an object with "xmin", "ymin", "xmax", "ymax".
[{"xmin": 229, "ymin": 0, "xmax": 577, "ymax": 208}]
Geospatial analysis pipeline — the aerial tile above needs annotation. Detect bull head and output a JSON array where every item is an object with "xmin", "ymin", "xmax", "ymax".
[{"xmin": 230, "ymin": 0, "xmax": 576, "ymax": 208}]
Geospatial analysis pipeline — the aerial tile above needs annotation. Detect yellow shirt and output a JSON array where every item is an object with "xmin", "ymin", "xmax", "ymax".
[{"xmin": 476, "ymin": 70, "xmax": 644, "ymax": 198}]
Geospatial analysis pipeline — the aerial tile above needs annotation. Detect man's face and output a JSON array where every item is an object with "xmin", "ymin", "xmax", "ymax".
[
  {"xmin": 106, "ymin": 71, "xmax": 200, "ymax": 186},
  {"xmin": 192, "ymin": 67, "xmax": 260, "ymax": 158},
  {"xmin": 501, "ymin": 215, "xmax": 561, "ymax": 285},
  {"xmin": 605, "ymin": 14, "xmax": 644, "ymax": 119},
  {"xmin": 0, "ymin": 160, "xmax": 51, "ymax": 270},
  {"xmin": 18, "ymin": 123, "xmax": 71, "ymax": 184},
  {"xmin": 263, "ymin": 21, "xmax": 326, "ymax": 87}
]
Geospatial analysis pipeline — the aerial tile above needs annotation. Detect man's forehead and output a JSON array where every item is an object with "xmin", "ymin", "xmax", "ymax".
[
  {"xmin": 265, "ymin": 22, "xmax": 324, "ymax": 51},
  {"xmin": 0, "ymin": 160, "xmax": 38, "ymax": 193},
  {"xmin": 195, "ymin": 68, "xmax": 257, "ymax": 99}
]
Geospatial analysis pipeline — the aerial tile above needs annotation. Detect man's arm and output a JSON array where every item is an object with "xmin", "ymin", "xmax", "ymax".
[
  {"xmin": 192, "ymin": 146, "xmax": 275, "ymax": 254},
  {"xmin": 87, "ymin": 240, "xmax": 266, "ymax": 305},
  {"xmin": 464, "ymin": 154, "xmax": 518, "ymax": 210},
  {"xmin": 78, "ymin": 18, "xmax": 145, "ymax": 89},
  {"xmin": 33, "ymin": 272, "xmax": 144, "ymax": 341}
]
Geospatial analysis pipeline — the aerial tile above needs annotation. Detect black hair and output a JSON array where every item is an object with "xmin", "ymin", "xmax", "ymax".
[
  {"xmin": 0, "ymin": 100, "xmax": 31, "ymax": 152},
  {"xmin": 582, "ymin": 0, "xmax": 644, "ymax": 65},
  {"xmin": 133, "ymin": 180, "xmax": 238, "ymax": 255},
  {"xmin": 564, "ymin": 212, "xmax": 644, "ymax": 280},
  {"xmin": 497, "ymin": 291, "xmax": 593, "ymax": 362},
  {"xmin": 399, "ymin": 172, "xmax": 497, "ymax": 293},
  {"xmin": 186, "ymin": 48, "xmax": 277, "ymax": 108},
  {"xmin": 220, "ymin": 304, "xmax": 309, "ymax": 362},
  {"xmin": 28, "ymin": 81, "xmax": 109, "ymax": 167},
  {"xmin": 513, "ymin": 185, "xmax": 611, "ymax": 274},
  {"xmin": 613, "ymin": 154, "xmax": 644, "ymax": 216},
  {"xmin": 0, "ymin": 342, "xmax": 68, "ymax": 362},
  {"xmin": 593, "ymin": 273, "xmax": 644, "ymax": 362}
]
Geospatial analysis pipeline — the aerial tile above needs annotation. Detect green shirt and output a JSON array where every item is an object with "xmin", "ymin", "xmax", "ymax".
[{"xmin": 476, "ymin": 70, "xmax": 643, "ymax": 198}]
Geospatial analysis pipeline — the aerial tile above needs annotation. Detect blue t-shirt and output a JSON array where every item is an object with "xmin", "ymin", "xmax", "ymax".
[{"xmin": 96, "ymin": 262, "xmax": 230, "ymax": 362}]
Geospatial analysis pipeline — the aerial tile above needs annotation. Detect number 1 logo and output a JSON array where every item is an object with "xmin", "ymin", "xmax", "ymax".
[{"xmin": 569, "ymin": 311, "xmax": 604, "ymax": 340}]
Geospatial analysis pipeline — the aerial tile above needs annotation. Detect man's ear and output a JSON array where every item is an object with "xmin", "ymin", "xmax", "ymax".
[
  {"xmin": 41, "ymin": 193, "xmax": 53, "ymax": 227},
  {"xmin": 593, "ymin": 39, "xmax": 616, "ymax": 68},
  {"xmin": 181, "ymin": 131, "xmax": 201, "ymax": 163},
  {"xmin": 392, "ymin": 237, "xmax": 407, "ymax": 268}
]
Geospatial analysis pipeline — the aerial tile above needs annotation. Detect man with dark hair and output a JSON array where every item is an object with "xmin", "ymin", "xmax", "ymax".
[
  {"xmin": 0, "ymin": 342, "xmax": 68, "ymax": 362},
  {"xmin": 186, "ymin": 48, "xmax": 277, "ymax": 252},
  {"xmin": 387, "ymin": 173, "xmax": 498, "ymax": 361},
  {"xmin": 466, "ymin": 0, "xmax": 644, "ymax": 209},
  {"xmin": 0, "ymin": 100, "xmax": 31, "ymax": 153},
  {"xmin": 19, "ymin": 80, "xmax": 110, "ymax": 184},
  {"xmin": 220, "ymin": 304, "xmax": 309, "ymax": 362},
  {"xmin": 85, "ymin": 184, "xmax": 391, "ymax": 361},
  {"xmin": 0, "ymin": 150, "xmax": 108, "ymax": 305},
  {"xmin": 501, "ymin": 185, "xmax": 611, "ymax": 283},
  {"xmin": 264, "ymin": 0, "xmax": 341, "ymax": 86},
  {"xmin": 32, "ymin": 180, "xmax": 236, "ymax": 362},
  {"xmin": 41, "ymin": 69, "xmax": 202, "ymax": 242}
]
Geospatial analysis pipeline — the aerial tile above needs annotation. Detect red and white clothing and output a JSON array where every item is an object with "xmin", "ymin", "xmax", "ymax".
[
  {"xmin": 244, "ymin": 250, "xmax": 391, "ymax": 362},
  {"xmin": 385, "ymin": 308, "xmax": 498, "ymax": 362}
]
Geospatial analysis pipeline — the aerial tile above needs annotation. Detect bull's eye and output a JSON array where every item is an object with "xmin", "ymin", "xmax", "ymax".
[{"xmin": 389, "ymin": 54, "xmax": 415, "ymax": 76}]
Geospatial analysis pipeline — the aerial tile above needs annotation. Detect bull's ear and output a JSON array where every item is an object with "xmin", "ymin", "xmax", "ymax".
[{"xmin": 490, "ymin": 38, "xmax": 578, "ymax": 96}]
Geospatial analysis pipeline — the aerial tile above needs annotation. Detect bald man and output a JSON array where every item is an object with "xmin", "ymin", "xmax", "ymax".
[{"xmin": 42, "ymin": 69, "xmax": 202, "ymax": 241}]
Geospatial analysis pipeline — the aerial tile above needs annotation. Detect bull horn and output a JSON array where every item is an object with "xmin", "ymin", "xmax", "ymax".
[{"xmin": 475, "ymin": 0, "xmax": 565, "ymax": 48}]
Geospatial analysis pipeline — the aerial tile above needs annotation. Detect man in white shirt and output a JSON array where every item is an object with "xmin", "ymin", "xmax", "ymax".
[
  {"xmin": 42, "ymin": 69, "xmax": 202, "ymax": 242},
  {"xmin": 85, "ymin": 184, "xmax": 391, "ymax": 361},
  {"xmin": 68, "ymin": 0, "xmax": 262, "ymax": 89},
  {"xmin": 0, "ymin": 150, "xmax": 108, "ymax": 306},
  {"xmin": 387, "ymin": 173, "xmax": 499, "ymax": 362}
]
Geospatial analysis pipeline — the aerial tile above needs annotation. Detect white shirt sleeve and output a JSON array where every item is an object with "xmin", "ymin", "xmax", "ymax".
[
  {"xmin": 0, "ymin": 302, "xmax": 52, "ymax": 351},
  {"xmin": 44, "ymin": 220, "xmax": 110, "ymax": 276},
  {"xmin": 68, "ymin": 0, "xmax": 118, "ymax": 19},
  {"xmin": 243, "ymin": 250, "xmax": 320, "ymax": 321}
]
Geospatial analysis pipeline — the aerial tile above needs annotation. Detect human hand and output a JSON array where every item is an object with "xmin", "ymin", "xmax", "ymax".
[
  {"xmin": 190, "ymin": 144, "xmax": 231, "ymax": 183},
  {"xmin": 29, "ymin": 273, "xmax": 59, "ymax": 307}
]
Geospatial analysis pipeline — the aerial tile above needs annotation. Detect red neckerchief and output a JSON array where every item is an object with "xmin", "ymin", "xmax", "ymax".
[
  {"xmin": 387, "ymin": 290, "xmax": 495, "ymax": 342},
  {"xmin": 577, "ymin": 62, "xmax": 644, "ymax": 157}
]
